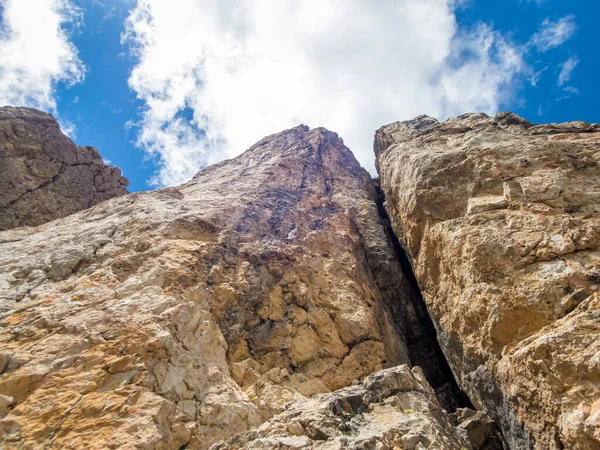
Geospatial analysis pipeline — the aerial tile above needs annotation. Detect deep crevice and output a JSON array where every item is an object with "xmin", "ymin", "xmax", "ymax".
[{"xmin": 374, "ymin": 179, "xmax": 474, "ymax": 412}]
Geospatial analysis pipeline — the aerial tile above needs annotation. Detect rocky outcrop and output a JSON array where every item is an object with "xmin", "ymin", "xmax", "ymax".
[
  {"xmin": 214, "ymin": 365, "xmax": 499, "ymax": 450},
  {"xmin": 0, "ymin": 106, "xmax": 129, "ymax": 230},
  {"xmin": 376, "ymin": 112, "xmax": 600, "ymax": 449},
  {"xmin": 0, "ymin": 125, "xmax": 460, "ymax": 449}
]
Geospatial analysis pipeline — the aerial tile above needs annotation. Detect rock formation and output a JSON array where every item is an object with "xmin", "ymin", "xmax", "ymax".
[
  {"xmin": 0, "ymin": 124, "xmax": 464, "ymax": 449},
  {"xmin": 376, "ymin": 112, "xmax": 600, "ymax": 449},
  {"xmin": 214, "ymin": 365, "xmax": 498, "ymax": 450},
  {"xmin": 6, "ymin": 107, "xmax": 597, "ymax": 450},
  {"xmin": 0, "ymin": 106, "xmax": 129, "ymax": 231}
]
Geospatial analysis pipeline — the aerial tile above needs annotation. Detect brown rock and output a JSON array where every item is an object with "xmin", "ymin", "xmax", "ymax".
[
  {"xmin": 376, "ymin": 112, "xmax": 600, "ymax": 449},
  {"xmin": 0, "ymin": 125, "xmax": 440, "ymax": 448},
  {"xmin": 0, "ymin": 106, "xmax": 129, "ymax": 230}
]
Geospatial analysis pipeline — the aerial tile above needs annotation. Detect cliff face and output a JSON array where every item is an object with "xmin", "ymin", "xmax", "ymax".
[
  {"xmin": 0, "ymin": 106, "xmax": 129, "ymax": 231},
  {"xmin": 4, "ymin": 108, "xmax": 598, "ymax": 450},
  {"xmin": 376, "ymin": 113, "xmax": 600, "ymax": 449},
  {"xmin": 0, "ymin": 125, "xmax": 464, "ymax": 449}
]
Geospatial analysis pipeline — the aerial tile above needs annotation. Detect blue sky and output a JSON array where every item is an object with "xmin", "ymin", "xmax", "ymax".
[
  {"xmin": 456, "ymin": 0, "xmax": 598, "ymax": 126},
  {"xmin": 1, "ymin": 0, "xmax": 598, "ymax": 192}
]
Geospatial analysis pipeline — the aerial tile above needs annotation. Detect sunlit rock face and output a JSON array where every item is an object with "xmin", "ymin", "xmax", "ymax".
[
  {"xmin": 376, "ymin": 112, "xmax": 600, "ymax": 450},
  {"xmin": 213, "ymin": 365, "xmax": 492, "ymax": 450},
  {"xmin": 0, "ymin": 124, "xmax": 434, "ymax": 449},
  {"xmin": 0, "ymin": 106, "xmax": 129, "ymax": 231}
]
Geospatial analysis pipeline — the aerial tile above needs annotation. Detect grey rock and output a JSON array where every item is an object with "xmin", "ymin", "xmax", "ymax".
[
  {"xmin": 212, "ymin": 365, "xmax": 473, "ymax": 450},
  {"xmin": 452, "ymin": 408, "xmax": 503, "ymax": 450},
  {"xmin": 0, "ymin": 106, "xmax": 129, "ymax": 230}
]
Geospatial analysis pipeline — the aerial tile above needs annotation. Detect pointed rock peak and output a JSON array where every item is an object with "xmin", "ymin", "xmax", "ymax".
[
  {"xmin": 246, "ymin": 124, "xmax": 344, "ymax": 155},
  {"xmin": 190, "ymin": 124, "xmax": 363, "ymax": 189}
]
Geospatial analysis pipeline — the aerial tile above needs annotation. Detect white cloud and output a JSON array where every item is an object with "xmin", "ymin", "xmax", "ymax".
[
  {"xmin": 123, "ymin": 0, "xmax": 530, "ymax": 187},
  {"xmin": 531, "ymin": 15, "xmax": 576, "ymax": 52},
  {"xmin": 562, "ymin": 85, "xmax": 579, "ymax": 95},
  {"xmin": 557, "ymin": 56, "xmax": 579, "ymax": 87},
  {"xmin": 521, "ymin": 0, "xmax": 547, "ymax": 6},
  {"xmin": 0, "ymin": 0, "xmax": 85, "ymax": 111},
  {"xmin": 58, "ymin": 118, "xmax": 77, "ymax": 138},
  {"xmin": 529, "ymin": 66, "xmax": 547, "ymax": 87},
  {"xmin": 436, "ymin": 23, "xmax": 526, "ymax": 116}
]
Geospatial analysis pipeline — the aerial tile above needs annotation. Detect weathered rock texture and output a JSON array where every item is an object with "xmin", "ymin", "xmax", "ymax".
[
  {"xmin": 0, "ymin": 106, "xmax": 129, "ymax": 230},
  {"xmin": 376, "ymin": 112, "xmax": 600, "ymax": 449},
  {"xmin": 0, "ymin": 125, "xmax": 453, "ymax": 448},
  {"xmin": 214, "ymin": 365, "xmax": 490, "ymax": 450}
]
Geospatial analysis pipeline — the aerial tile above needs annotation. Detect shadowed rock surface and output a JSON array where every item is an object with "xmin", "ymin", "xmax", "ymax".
[
  {"xmin": 0, "ymin": 124, "xmax": 461, "ymax": 449},
  {"xmin": 0, "ymin": 106, "xmax": 129, "ymax": 231},
  {"xmin": 376, "ymin": 112, "xmax": 600, "ymax": 449}
]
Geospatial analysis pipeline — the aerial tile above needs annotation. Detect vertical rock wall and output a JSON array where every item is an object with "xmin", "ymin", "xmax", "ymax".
[
  {"xmin": 0, "ymin": 124, "xmax": 446, "ymax": 448},
  {"xmin": 376, "ymin": 112, "xmax": 600, "ymax": 449}
]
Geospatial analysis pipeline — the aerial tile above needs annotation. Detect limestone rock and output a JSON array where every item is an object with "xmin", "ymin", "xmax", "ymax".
[
  {"xmin": 212, "ymin": 365, "xmax": 474, "ymax": 450},
  {"xmin": 0, "ymin": 106, "xmax": 129, "ymax": 230},
  {"xmin": 376, "ymin": 112, "xmax": 600, "ymax": 449},
  {"xmin": 0, "ymin": 125, "xmax": 434, "ymax": 448}
]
